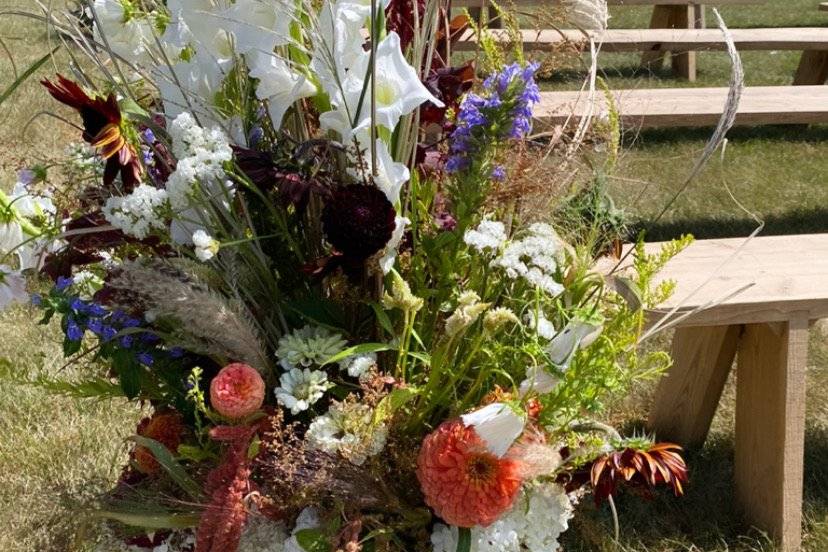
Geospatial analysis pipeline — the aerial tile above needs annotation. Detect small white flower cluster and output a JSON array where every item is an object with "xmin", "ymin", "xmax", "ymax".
[
  {"xmin": 306, "ymin": 401, "xmax": 389, "ymax": 465},
  {"xmin": 494, "ymin": 223, "xmax": 564, "ymax": 296},
  {"xmin": 464, "ymin": 219, "xmax": 507, "ymax": 254},
  {"xmin": 445, "ymin": 291, "xmax": 490, "ymax": 337},
  {"xmin": 524, "ymin": 310, "xmax": 556, "ymax": 340},
  {"xmin": 339, "ymin": 352, "xmax": 377, "ymax": 380},
  {"xmin": 166, "ymin": 113, "xmax": 233, "ymax": 210},
  {"xmin": 102, "ymin": 184, "xmax": 169, "ymax": 239},
  {"xmin": 274, "ymin": 367, "xmax": 333, "ymax": 415},
  {"xmin": 238, "ymin": 515, "xmax": 288, "ymax": 552},
  {"xmin": 64, "ymin": 142, "xmax": 104, "ymax": 177},
  {"xmin": 192, "ymin": 229, "xmax": 219, "ymax": 262},
  {"xmin": 430, "ymin": 484, "xmax": 576, "ymax": 552}
]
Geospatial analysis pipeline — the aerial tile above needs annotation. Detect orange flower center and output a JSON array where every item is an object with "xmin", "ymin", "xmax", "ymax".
[{"xmin": 465, "ymin": 452, "xmax": 498, "ymax": 486}]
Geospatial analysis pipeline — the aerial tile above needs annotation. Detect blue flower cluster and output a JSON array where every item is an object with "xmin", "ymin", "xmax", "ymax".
[
  {"xmin": 33, "ymin": 276, "xmax": 184, "ymax": 367},
  {"xmin": 445, "ymin": 62, "xmax": 541, "ymax": 175}
]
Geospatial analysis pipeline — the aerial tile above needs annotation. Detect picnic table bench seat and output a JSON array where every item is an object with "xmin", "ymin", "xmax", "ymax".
[
  {"xmin": 533, "ymin": 85, "xmax": 828, "ymax": 128},
  {"xmin": 456, "ymin": 28, "xmax": 828, "ymax": 85},
  {"xmin": 609, "ymin": 234, "xmax": 828, "ymax": 552}
]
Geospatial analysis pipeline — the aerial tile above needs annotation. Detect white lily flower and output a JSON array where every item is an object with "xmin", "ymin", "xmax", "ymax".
[
  {"xmin": 369, "ymin": 139, "xmax": 409, "ymax": 206},
  {"xmin": 0, "ymin": 220, "xmax": 23, "ymax": 255},
  {"xmin": 519, "ymin": 366, "xmax": 560, "ymax": 397},
  {"xmin": 311, "ymin": 0, "xmax": 366, "ymax": 95},
  {"xmin": 0, "ymin": 265, "xmax": 27, "ymax": 310},
  {"xmin": 223, "ymin": 0, "xmax": 294, "ymax": 54},
  {"xmin": 11, "ymin": 181, "xmax": 55, "ymax": 219},
  {"xmin": 461, "ymin": 402, "xmax": 526, "ymax": 458},
  {"xmin": 247, "ymin": 51, "xmax": 317, "ymax": 130},
  {"xmin": 545, "ymin": 319, "xmax": 603, "ymax": 368},
  {"xmin": 342, "ymin": 32, "xmax": 443, "ymax": 132},
  {"xmin": 155, "ymin": 52, "xmax": 230, "ymax": 123},
  {"xmin": 379, "ymin": 216, "xmax": 409, "ymax": 274},
  {"xmin": 167, "ymin": 0, "xmax": 233, "ymax": 60}
]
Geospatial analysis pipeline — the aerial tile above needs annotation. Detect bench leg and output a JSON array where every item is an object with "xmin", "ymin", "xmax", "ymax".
[
  {"xmin": 648, "ymin": 325, "xmax": 739, "ymax": 447},
  {"xmin": 640, "ymin": 6, "xmax": 673, "ymax": 70},
  {"xmin": 793, "ymin": 51, "xmax": 828, "ymax": 85},
  {"xmin": 669, "ymin": 6, "xmax": 697, "ymax": 81},
  {"xmin": 735, "ymin": 318, "xmax": 808, "ymax": 552}
]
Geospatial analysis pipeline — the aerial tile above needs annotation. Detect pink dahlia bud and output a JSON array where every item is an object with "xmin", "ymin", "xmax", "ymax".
[
  {"xmin": 416, "ymin": 404, "xmax": 527, "ymax": 527},
  {"xmin": 210, "ymin": 363, "xmax": 266, "ymax": 420}
]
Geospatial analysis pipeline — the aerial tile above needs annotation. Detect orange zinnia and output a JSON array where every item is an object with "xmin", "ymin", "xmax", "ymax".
[{"xmin": 416, "ymin": 418, "xmax": 523, "ymax": 527}]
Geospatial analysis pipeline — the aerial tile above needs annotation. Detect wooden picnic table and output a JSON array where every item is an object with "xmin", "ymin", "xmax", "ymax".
[{"xmin": 617, "ymin": 234, "xmax": 828, "ymax": 552}]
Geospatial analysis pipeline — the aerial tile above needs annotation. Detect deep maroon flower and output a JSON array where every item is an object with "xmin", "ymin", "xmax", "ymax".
[
  {"xmin": 233, "ymin": 146, "xmax": 330, "ymax": 211},
  {"xmin": 321, "ymin": 185, "xmax": 396, "ymax": 261},
  {"xmin": 421, "ymin": 62, "xmax": 476, "ymax": 125},
  {"xmin": 42, "ymin": 75, "xmax": 142, "ymax": 189}
]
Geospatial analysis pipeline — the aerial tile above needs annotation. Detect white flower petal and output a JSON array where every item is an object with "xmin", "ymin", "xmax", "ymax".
[{"xmin": 461, "ymin": 402, "xmax": 525, "ymax": 458}]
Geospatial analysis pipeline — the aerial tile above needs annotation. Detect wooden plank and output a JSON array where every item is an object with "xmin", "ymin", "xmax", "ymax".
[
  {"xmin": 454, "ymin": 28, "xmax": 828, "ymax": 53},
  {"xmin": 793, "ymin": 50, "xmax": 828, "ymax": 85},
  {"xmin": 604, "ymin": 234, "xmax": 828, "ymax": 327},
  {"xmin": 648, "ymin": 325, "xmax": 740, "ymax": 447},
  {"xmin": 640, "ymin": 5, "xmax": 675, "ymax": 67},
  {"xmin": 735, "ymin": 318, "xmax": 808, "ymax": 551},
  {"xmin": 820, "ymin": 2, "xmax": 828, "ymax": 11},
  {"xmin": 534, "ymin": 86, "xmax": 828, "ymax": 129}
]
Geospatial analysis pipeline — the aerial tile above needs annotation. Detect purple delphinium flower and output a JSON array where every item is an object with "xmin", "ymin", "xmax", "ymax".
[
  {"xmin": 169, "ymin": 347, "xmax": 184, "ymax": 359},
  {"xmin": 87, "ymin": 318, "xmax": 103, "ymax": 334},
  {"xmin": 120, "ymin": 335, "xmax": 134, "ymax": 348},
  {"xmin": 491, "ymin": 165, "xmax": 506, "ymax": 181},
  {"xmin": 137, "ymin": 352, "xmax": 154, "ymax": 366},
  {"xmin": 101, "ymin": 325, "xmax": 118, "ymax": 342},
  {"xmin": 446, "ymin": 62, "xmax": 541, "ymax": 174},
  {"xmin": 55, "ymin": 276, "xmax": 73, "ymax": 292},
  {"xmin": 66, "ymin": 319, "xmax": 84, "ymax": 341},
  {"xmin": 30, "ymin": 293, "xmax": 42, "ymax": 306},
  {"xmin": 17, "ymin": 168, "xmax": 35, "ymax": 186},
  {"xmin": 69, "ymin": 297, "xmax": 87, "ymax": 313}
]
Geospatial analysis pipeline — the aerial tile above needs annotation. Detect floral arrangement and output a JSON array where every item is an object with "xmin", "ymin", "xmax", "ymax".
[{"xmin": 1, "ymin": 0, "xmax": 690, "ymax": 551}]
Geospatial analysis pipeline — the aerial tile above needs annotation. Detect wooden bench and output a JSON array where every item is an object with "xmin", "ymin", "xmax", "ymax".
[
  {"xmin": 457, "ymin": 28, "xmax": 828, "ymax": 84},
  {"xmin": 533, "ymin": 85, "xmax": 828, "ymax": 128},
  {"xmin": 456, "ymin": 0, "xmax": 764, "ymax": 78},
  {"xmin": 614, "ymin": 234, "xmax": 828, "ymax": 552}
]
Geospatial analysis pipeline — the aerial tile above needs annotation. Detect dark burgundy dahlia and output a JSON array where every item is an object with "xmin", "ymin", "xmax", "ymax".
[{"xmin": 322, "ymin": 185, "xmax": 396, "ymax": 261}]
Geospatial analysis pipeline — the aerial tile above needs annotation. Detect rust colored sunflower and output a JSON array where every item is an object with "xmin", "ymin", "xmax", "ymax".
[
  {"xmin": 589, "ymin": 442, "xmax": 688, "ymax": 505},
  {"xmin": 42, "ymin": 75, "xmax": 142, "ymax": 189}
]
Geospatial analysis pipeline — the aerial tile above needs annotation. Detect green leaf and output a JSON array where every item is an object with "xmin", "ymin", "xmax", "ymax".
[
  {"xmin": 321, "ymin": 343, "xmax": 394, "ymax": 366},
  {"xmin": 609, "ymin": 275, "xmax": 642, "ymax": 312},
  {"xmin": 176, "ymin": 444, "xmax": 217, "ymax": 463},
  {"xmin": 62, "ymin": 336, "xmax": 82, "ymax": 357},
  {"xmin": 369, "ymin": 302, "xmax": 395, "ymax": 335},
  {"xmin": 130, "ymin": 436, "xmax": 203, "ymax": 499},
  {"xmin": 373, "ymin": 386, "xmax": 418, "ymax": 425},
  {"xmin": 0, "ymin": 46, "xmax": 59, "ymax": 106},
  {"xmin": 93, "ymin": 509, "xmax": 200, "ymax": 529},
  {"xmin": 457, "ymin": 527, "xmax": 471, "ymax": 552},
  {"xmin": 295, "ymin": 528, "xmax": 330, "ymax": 552}
]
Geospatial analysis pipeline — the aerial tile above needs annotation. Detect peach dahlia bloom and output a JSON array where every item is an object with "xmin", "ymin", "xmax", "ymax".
[
  {"xmin": 135, "ymin": 412, "xmax": 184, "ymax": 475},
  {"xmin": 416, "ymin": 404, "xmax": 527, "ymax": 527},
  {"xmin": 210, "ymin": 363, "xmax": 266, "ymax": 420}
]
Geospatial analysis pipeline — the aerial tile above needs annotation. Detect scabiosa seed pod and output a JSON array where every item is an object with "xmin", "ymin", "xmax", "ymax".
[
  {"xmin": 134, "ymin": 411, "xmax": 184, "ymax": 475},
  {"xmin": 210, "ymin": 363, "xmax": 266, "ymax": 420},
  {"xmin": 321, "ymin": 185, "xmax": 397, "ymax": 262}
]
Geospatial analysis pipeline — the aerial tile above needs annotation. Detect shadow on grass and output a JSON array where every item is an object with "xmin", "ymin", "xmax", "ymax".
[
  {"xmin": 629, "ymin": 207, "xmax": 828, "ymax": 242},
  {"xmin": 563, "ymin": 425, "xmax": 828, "ymax": 551},
  {"xmin": 544, "ymin": 64, "xmax": 676, "ymax": 85},
  {"xmin": 624, "ymin": 125, "xmax": 828, "ymax": 146}
]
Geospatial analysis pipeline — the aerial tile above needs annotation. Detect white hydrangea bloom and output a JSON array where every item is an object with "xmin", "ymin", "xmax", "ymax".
[
  {"xmin": 276, "ymin": 325, "xmax": 348, "ymax": 370},
  {"xmin": 274, "ymin": 368, "xmax": 332, "ymax": 414},
  {"xmin": 306, "ymin": 401, "xmax": 388, "ymax": 465},
  {"xmin": 430, "ymin": 484, "xmax": 575, "ymax": 552},
  {"xmin": 339, "ymin": 352, "xmax": 377, "ymax": 379},
  {"xmin": 464, "ymin": 219, "xmax": 507, "ymax": 253},
  {"xmin": 494, "ymin": 223, "xmax": 564, "ymax": 296},
  {"xmin": 192, "ymin": 229, "xmax": 219, "ymax": 261},
  {"xmin": 102, "ymin": 185, "xmax": 169, "ymax": 239}
]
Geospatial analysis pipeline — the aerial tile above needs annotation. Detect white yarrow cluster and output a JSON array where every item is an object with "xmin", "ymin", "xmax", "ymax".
[
  {"xmin": 275, "ymin": 325, "xmax": 348, "ymax": 370},
  {"xmin": 430, "ymin": 484, "xmax": 576, "ymax": 552},
  {"xmin": 494, "ymin": 223, "xmax": 564, "ymax": 296},
  {"xmin": 464, "ymin": 219, "xmax": 507, "ymax": 253},
  {"xmin": 103, "ymin": 185, "xmax": 169, "ymax": 239},
  {"xmin": 166, "ymin": 113, "xmax": 233, "ymax": 210},
  {"xmin": 306, "ymin": 401, "xmax": 389, "ymax": 465}
]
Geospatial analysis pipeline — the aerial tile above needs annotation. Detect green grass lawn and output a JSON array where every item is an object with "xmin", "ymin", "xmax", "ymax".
[{"xmin": 0, "ymin": 0, "xmax": 826, "ymax": 550}]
